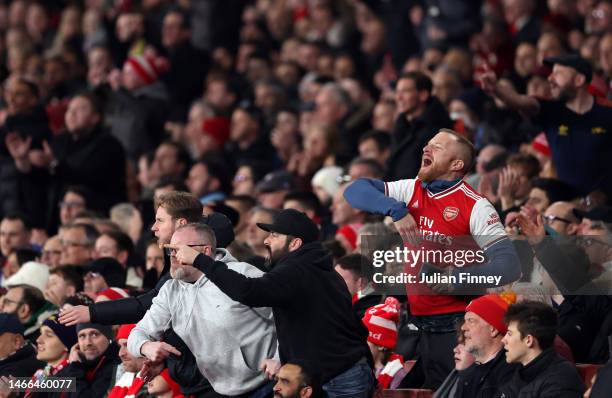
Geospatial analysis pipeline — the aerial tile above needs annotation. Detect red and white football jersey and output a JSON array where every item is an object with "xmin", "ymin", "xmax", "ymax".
[{"xmin": 385, "ymin": 178, "xmax": 507, "ymax": 315}]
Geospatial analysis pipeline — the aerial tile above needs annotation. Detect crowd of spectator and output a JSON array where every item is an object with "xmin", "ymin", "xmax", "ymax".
[{"xmin": 0, "ymin": 0, "xmax": 611, "ymax": 397}]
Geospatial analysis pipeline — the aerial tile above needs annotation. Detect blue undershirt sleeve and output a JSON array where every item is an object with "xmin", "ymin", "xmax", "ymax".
[{"xmin": 343, "ymin": 178, "xmax": 409, "ymax": 222}]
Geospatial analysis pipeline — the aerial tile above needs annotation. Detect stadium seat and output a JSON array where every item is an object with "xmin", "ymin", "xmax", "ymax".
[{"xmin": 576, "ymin": 364, "xmax": 603, "ymax": 387}]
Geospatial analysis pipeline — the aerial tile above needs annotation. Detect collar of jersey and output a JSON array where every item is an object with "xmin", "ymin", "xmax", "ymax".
[{"xmin": 421, "ymin": 178, "xmax": 463, "ymax": 195}]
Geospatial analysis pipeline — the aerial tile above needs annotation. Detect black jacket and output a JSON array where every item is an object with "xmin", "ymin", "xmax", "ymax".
[
  {"xmin": 496, "ymin": 348, "xmax": 584, "ymax": 398},
  {"xmin": 0, "ymin": 343, "xmax": 44, "ymax": 378},
  {"xmin": 387, "ymin": 97, "xmax": 452, "ymax": 180},
  {"xmin": 162, "ymin": 42, "xmax": 209, "ymax": 118},
  {"xmin": 459, "ymin": 349, "xmax": 518, "ymax": 398},
  {"xmin": 193, "ymin": 241, "xmax": 372, "ymax": 383},
  {"xmin": 0, "ymin": 105, "xmax": 52, "ymax": 222},
  {"xmin": 62, "ymin": 342, "xmax": 120, "ymax": 398}
]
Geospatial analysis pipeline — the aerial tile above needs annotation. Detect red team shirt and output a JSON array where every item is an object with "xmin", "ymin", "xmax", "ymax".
[{"xmin": 385, "ymin": 178, "xmax": 508, "ymax": 316}]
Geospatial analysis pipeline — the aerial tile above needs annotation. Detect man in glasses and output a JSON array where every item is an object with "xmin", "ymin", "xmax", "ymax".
[
  {"xmin": 0, "ymin": 284, "xmax": 56, "ymax": 343},
  {"xmin": 129, "ymin": 222, "xmax": 276, "ymax": 396},
  {"xmin": 542, "ymin": 201, "xmax": 580, "ymax": 236},
  {"xmin": 58, "ymin": 223, "xmax": 99, "ymax": 266},
  {"xmin": 60, "ymin": 191, "xmax": 234, "ymax": 396}
]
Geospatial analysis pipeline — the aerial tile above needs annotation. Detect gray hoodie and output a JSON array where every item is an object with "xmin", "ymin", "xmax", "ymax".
[{"xmin": 128, "ymin": 249, "xmax": 277, "ymax": 395}]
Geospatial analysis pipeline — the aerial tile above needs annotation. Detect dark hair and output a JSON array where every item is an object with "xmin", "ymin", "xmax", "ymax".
[
  {"xmin": 2, "ymin": 212, "xmax": 31, "ymax": 231},
  {"xmin": 15, "ymin": 248, "xmax": 39, "ymax": 266},
  {"xmin": 161, "ymin": 141, "xmax": 191, "ymax": 172},
  {"xmin": 336, "ymin": 253, "xmax": 371, "ymax": 280},
  {"xmin": 164, "ymin": 6, "xmax": 191, "ymax": 30},
  {"xmin": 531, "ymin": 178, "xmax": 578, "ymax": 204},
  {"xmin": 10, "ymin": 284, "xmax": 46, "ymax": 313},
  {"xmin": 154, "ymin": 177, "xmax": 189, "ymax": 193},
  {"xmin": 16, "ymin": 78, "xmax": 40, "ymax": 99},
  {"xmin": 504, "ymin": 301, "xmax": 558, "ymax": 350},
  {"xmin": 507, "ymin": 153, "xmax": 541, "ymax": 179},
  {"xmin": 198, "ymin": 155, "xmax": 232, "ymax": 194},
  {"xmin": 65, "ymin": 223, "xmax": 100, "ymax": 247},
  {"xmin": 100, "ymin": 230, "xmax": 134, "ymax": 256},
  {"xmin": 51, "ymin": 266, "xmax": 84, "ymax": 292},
  {"xmin": 284, "ymin": 359, "xmax": 321, "ymax": 393},
  {"xmin": 398, "ymin": 71, "xmax": 433, "ymax": 93},
  {"xmin": 64, "ymin": 185, "xmax": 93, "ymax": 207},
  {"xmin": 321, "ymin": 239, "xmax": 346, "ymax": 262},
  {"xmin": 226, "ymin": 195, "xmax": 257, "ymax": 210},
  {"xmin": 359, "ymin": 130, "xmax": 391, "ymax": 151},
  {"xmin": 73, "ymin": 92, "xmax": 104, "ymax": 116},
  {"xmin": 156, "ymin": 192, "xmax": 203, "ymax": 223},
  {"xmin": 283, "ymin": 191, "xmax": 321, "ymax": 216},
  {"xmin": 336, "ymin": 253, "xmax": 370, "ymax": 277},
  {"xmin": 348, "ymin": 157, "xmax": 385, "ymax": 179}
]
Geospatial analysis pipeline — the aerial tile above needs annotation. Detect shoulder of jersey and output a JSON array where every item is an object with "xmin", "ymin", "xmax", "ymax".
[{"xmin": 458, "ymin": 181, "xmax": 484, "ymax": 203}]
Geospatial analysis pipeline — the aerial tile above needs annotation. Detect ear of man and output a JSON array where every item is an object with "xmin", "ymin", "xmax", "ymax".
[{"xmin": 288, "ymin": 237, "xmax": 303, "ymax": 252}]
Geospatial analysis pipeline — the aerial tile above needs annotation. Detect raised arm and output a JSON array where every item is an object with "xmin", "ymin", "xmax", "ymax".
[{"xmin": 480, "ymin": 67, "xmax": 540, "ymax": 117}]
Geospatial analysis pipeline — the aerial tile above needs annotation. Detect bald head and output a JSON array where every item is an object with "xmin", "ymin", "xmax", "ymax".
[{"xmin": 544, "ymin": 201, "xmax": 579, "ymax": 236}]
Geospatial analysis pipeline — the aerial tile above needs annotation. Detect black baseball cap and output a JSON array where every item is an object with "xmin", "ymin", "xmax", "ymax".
[
  {"xmin": 84, "ymin": 258, "xmax": 126, "ymax": 288},
  {"xmin": 202, "ymin": 212, "xmax": 234, "ymax": 248},
  {"xmin": 573, "ymin": 206, "xmax": 612, "ymax": 223},
  {"xmin": 257, "ymin": 209, "xmax": 319, "ymax": 244},
  {"xmin": 256, "ymin": 171, "xmax": 294, "ymax": 193},
  {"xmin": 544, "ymin": 55, "xmax": 592, "ymax": 83},
  {"xmin": 0, "ymin": 313, "xmax": 24, "ymax": 335}
]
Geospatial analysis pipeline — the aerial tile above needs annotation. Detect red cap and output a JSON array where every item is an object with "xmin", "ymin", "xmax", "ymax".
[
  {"xmin": 116, "ymin": 324, "xmax": 136, "ymax": 341},
  {"xmin": 336, "ymin": 225, "xmax": 358, "ymax": 250},
  {"xmin": 466, "ymin": 294, "xmax": 509, "ymax": 334},
  {"xmin": 362, "ymin": 297, "xmax": 401, "ymax": 349},
  {"xmin": 125, "ymin": 55, "xmax": 169, "ymax": 85},
  {"xmin": 160, "ymin": 369, "xmax": 182, "ymax": 397},
  {"xmin": 201, "ymin": 117, "xmax": 230, "ymax": 147}
]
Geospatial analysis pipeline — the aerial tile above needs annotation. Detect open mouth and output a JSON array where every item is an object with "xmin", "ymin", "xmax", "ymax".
[{"xmin": 422, "ymin": 157, "xmax": 433, "ymax": 167}]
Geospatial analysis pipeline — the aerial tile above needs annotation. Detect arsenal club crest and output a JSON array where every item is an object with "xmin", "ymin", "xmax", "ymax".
[{"xmin": 443, "ymin": 206, "xmax": 459, "ymax": 221}]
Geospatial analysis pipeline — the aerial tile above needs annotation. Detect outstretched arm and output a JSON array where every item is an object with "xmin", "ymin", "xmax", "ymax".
[
  {"xmin": 343, "ymin": 178, "xmax": 409, "ymax": 221},
  {"xmin": 480, "ymin": 66, "xmax": 540, "ymax": 117}
]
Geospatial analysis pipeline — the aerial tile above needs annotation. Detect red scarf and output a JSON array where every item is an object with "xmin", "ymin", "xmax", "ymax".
[
  {"xmin": 108, "ymin": 372, "xmax": 146, "ymax": 398},
  {"xmin": 377, "ymin": 354, "xmax": 405, "ymax": 389}
]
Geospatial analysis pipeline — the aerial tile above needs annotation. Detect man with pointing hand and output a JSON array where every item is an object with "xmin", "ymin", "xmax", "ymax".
[{"xmin": 168, "ymin": 209, "xmax": 375, "ymax": 398}]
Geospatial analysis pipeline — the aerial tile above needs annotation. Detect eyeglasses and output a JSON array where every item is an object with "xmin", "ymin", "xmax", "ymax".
[
  {"xmin": 233, "ymin": 175, "xmax": 252, "ymax": 183},
  {"xmin": 1, "ymin": 297, "xmax": 22, "ymax": 308},
  {"xmin": 59, "ymin": 201, "xmax": 85, "ymax": 209},
  {"xmin": 60, "ymin": 240, "xmax": 89, "ymax": 248},
  {"xmin": 578, "ymin": 238, "xmax": 611, "ymax": 248},
  {"xmin": 542, "ymin": 215, "xmax": 572, "ymax": 225},
  {"xmin": 42, "ymin": 250, "xmax": 62, "ymax": 256},
  {"xmin": 164, "ymin": 244, "xmax": 209, "ymax": 256}
]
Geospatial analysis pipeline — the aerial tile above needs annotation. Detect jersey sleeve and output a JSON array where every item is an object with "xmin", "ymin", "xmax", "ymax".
[
  {"xmin": 470, "ymin": 198, "xmax": 508, "ymax": 250},
  {"xmin": 385, "ymin": 179, "xmax": 417, "ymax": 204}
]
